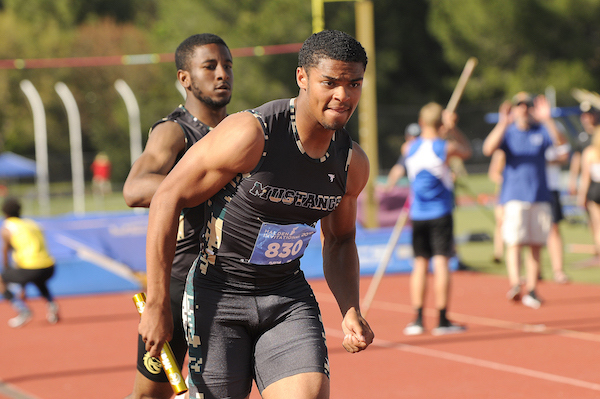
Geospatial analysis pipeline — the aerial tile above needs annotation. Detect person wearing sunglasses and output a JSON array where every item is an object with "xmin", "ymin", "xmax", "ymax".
[{"xmin": 482, "ymin": 92, "xmax": 567, "ymax": 309}]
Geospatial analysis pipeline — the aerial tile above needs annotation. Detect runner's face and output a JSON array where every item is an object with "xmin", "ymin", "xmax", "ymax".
[
  {"xmin": 298, "ymin": 58, "xmax": 364, "ymax": 131},
  {"xmin": 187, "ymin": 43, "xmax": 233, "ymax": 108}
]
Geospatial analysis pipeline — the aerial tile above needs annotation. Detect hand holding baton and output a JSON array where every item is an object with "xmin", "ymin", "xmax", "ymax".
[{"xmin": 132, "ymin": 293, "xmax": 188, "ymax": 396}]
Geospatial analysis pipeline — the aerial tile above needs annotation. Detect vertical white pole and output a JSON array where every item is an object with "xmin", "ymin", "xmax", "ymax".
[
  {"xmin": 546, "ymin": 85, "xmax": 557, "ymax": 110},
  {"xmin": 114, "ymin": 79, "xmax": 142, "ymax": 166},
  {"xmin": 19, "ymin": 80, "xmax": 51, "ymax": 215},
  {"xmin": 175, "ymin": 80, "xmax": 186, "ymax": 101},
  {"xmin": 55, "ymin": 82, "xmax": 85, "ymax": 216}
]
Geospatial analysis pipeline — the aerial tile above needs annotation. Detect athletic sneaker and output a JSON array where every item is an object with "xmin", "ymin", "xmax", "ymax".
[
  {"xmin": 8, "ymin": 310, "xmax": 32, "ymax": 328},
  {"xmin": 47, "ymin": 302, "xmax": 59, "ymax": 324},
  {"xmin": 432, "ymin": 322, "xmax": 467, "ymax": 336},
  {"xmin": 506, "ymin": 286, "xmax": 521, "ymax": 302},
  {"xmin": 403, "ymin": 321, "xmax": 424, "ymax": 336},
  {"xmin": 522, "ymin": 292, "xmax": 542, "ymax": 309}
]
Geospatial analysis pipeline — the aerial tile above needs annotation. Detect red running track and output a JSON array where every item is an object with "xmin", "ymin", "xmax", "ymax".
[{"xmin": 1, "ymin": 271, "xmax": 599, "ymax": 398}]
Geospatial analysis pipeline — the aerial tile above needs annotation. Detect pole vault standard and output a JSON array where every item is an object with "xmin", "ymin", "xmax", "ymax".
[
  {"xmin": 55, "ymin": 82, "xmax": 85, "ymax": 216},
  {"xmin": 19, "ymin": 80, "xmax": 51, "ymax": 215},
  {"xmin": 114, "ymin": 79, "xmax": 142, "ymax": 166}
]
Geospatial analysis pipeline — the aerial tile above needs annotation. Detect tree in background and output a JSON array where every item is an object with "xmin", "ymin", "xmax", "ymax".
[
  {"xmin": 428, "ymin": 0, "xmax": 599, "ymax": 102},
  {"xmin": 1, "ymin": 0, "xmax": 600, "ymax": 186}
]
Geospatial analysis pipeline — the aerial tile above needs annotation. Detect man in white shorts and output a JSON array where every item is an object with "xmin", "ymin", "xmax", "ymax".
[
  {"xmin": 502, "ymin": 201, "xmax": 551, "ymax": 248},
  {"xmin": 483, "ymin": 92, "xmax": 566, "ymax": 309}
]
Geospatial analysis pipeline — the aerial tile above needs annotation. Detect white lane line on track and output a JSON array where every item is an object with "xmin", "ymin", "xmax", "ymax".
[
  {"xmin": 315, "ymin": 292, "xmax": 600, "ymax": 342},
  {"xmin": 373, "ymin": 298, "xmax": 600, "ymax": 342},
  {"xmin": 325, "ymin": 328, "xmax": 600, "ymax": 392}
]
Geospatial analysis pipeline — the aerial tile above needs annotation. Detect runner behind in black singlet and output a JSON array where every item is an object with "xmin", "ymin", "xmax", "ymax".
[{"xmin": 122, "ymin": 33, "xmax": 233, "ymax": 399}]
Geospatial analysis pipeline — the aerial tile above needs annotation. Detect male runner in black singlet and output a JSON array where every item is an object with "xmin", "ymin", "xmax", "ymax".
[
  {"xmin": 139, "ymin": 30, "xmax": 374, "ymax": 399},
  {"xmin": 122, "ymin": 33, "xmax": 233, "ymax": 399}
]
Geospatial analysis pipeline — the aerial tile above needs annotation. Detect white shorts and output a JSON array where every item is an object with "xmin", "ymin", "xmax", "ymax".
[{"xmin": 502, "ymin": 201, "xmax": 551, "ymax": 246}]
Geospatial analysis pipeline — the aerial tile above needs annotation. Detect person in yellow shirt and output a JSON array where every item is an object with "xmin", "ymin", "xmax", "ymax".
[{"xmin": 1, "ymin": 197, "xmax": 59, "ymax": 327}]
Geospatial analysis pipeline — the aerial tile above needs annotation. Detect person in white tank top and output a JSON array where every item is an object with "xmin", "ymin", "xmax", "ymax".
[
  {"xmin": 544, "ymin": 142, "xmax": 570, "ymax": 283},
  {"xmin": 577, "ymin": 126, "xmax": 600, "ymax": 265}
]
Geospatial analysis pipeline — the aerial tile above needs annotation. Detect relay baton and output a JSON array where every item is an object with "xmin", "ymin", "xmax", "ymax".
[{"xmin": 132, "ymin": 293, "xmax": 188, "ymax": 395}]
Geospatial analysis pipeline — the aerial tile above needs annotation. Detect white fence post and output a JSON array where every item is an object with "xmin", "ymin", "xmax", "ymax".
[
  {"xmin": 55, "ymin": 82, "xmax": 85, "ymax": 216},
  {"xmin": 20, "ymin": 80, "xmax": 51, "ymax": 215},
  {"xmin": 114, "ymin": 79, "xmax": 142, "ymax": 166}
]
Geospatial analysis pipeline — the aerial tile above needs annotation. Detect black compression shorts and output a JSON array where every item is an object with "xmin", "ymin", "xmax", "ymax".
[
  {"xmin": 136, "ymin": 277, "xmax": 187, "ymax": 383},
  {"xmin": 587, "ymin": 181, "xmax": 600, "ymax": 205},
  {"xmin": 186, "ymin": 269, "xmax": 329, "ymax": 399},
  {"xmin": 2, "ymin": 265, "xmax": 54, "ymax": 285}
]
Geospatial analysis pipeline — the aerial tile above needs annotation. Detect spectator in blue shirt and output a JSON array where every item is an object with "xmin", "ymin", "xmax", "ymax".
[{"xmin": 483, "ymin": 92, "xmax": 567, "ymax": 309}]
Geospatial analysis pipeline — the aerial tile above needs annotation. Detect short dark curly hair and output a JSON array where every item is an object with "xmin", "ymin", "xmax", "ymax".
[
  {"xmin": 175, "ymin": 33, "xmax": 230, "ymax": 72},
  {"xmin": 298, "ymin": 30, "xmax": 367, "ymax": 72},
  {"xmin": 2, "ymin": 197, "xmax": 21, "ymax": 218}
]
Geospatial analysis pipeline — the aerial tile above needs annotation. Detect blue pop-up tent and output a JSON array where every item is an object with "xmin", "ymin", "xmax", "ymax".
[{"xmin": 0, "ymin": 152, "xmax": 36, "ymax": 178}]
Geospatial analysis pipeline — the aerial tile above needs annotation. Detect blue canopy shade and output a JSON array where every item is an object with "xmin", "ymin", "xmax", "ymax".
[{"xmin": 0, "ymin": 152, "xmax": 37, "ymax": 178}]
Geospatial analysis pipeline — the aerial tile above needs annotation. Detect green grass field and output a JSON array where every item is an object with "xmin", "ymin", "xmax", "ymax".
[
  {"xmin": 4, "ymin": 173, "xmax": 599, "ymax": 284},
  {"xmin": 5, "ymin": 181, "xmax": 130, "ymax": 216},
  {"xmin": 453, "ymin": 174, "xmax": 600, "ymax": 285}
]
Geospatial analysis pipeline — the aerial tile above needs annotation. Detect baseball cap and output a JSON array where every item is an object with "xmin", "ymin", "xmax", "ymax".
[
  {"xmin": 512, "ymin": 91, "xmax": 534, "ymax": 106},
  {"xmin": 404, "ymin": 123, "xmax": 421, "ymax": 137}
]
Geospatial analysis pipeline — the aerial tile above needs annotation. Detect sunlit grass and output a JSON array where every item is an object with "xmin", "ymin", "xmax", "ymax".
[
  {"xmin": 5, "ymin": 173, "xmax": 599, "ymax": 284},
  {"xmin": 4, "ymin": 181, "xmax": 131, "ymax": 217}
]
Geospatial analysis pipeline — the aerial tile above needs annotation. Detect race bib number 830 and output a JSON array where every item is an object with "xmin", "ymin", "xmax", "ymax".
[{"xmin": 249, "ymin": 222, "xmax": 316, "ymax": 265}]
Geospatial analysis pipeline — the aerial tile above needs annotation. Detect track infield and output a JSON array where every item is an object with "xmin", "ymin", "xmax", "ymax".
[{"xmin": 0, "ymin": 271, "xmax": 599, "ymax": 399}]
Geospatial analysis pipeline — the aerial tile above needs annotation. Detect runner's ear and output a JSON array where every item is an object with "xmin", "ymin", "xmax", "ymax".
[
  {"xmin": 296, "ymin": 67, "xmax": 308, "ymax": 90},
  {"xmin": 177, "ymin": 69, "xmax": 191, "ymax": 90}
]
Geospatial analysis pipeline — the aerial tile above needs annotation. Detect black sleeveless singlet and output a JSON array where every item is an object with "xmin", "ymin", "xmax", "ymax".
[
  {"xmin": 195, "ymin": 98, "xmax": 354, "ymax": 293},
  {"xmin": 150, "ymin": 105, "xmax": 211, "ymax": 281}
]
